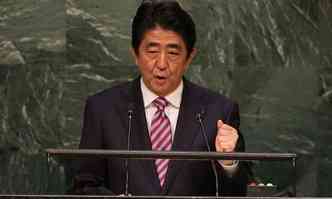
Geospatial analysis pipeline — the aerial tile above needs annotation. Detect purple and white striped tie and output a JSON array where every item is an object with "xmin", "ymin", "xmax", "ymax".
[{"xmin": 150, "ymin": 97, "xmax": 172, "ymax": 187}]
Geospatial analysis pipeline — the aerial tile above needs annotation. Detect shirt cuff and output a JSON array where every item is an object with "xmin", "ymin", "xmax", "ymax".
[{"xmin": 218, "ymin": 160, "xmax": 239, "ymax": 176}]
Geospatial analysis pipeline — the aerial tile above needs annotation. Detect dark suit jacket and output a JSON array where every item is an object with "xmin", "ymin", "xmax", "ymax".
[{"xmin": 73, "ymin": 77, "xmax": 249, "ymax": 196}]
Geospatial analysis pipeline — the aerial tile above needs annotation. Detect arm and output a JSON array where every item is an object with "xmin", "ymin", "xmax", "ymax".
[
  {"xmin": 215, "ymin": 103, "xmax": 250, "ymax": 196},
  {"xmin": 68, "ymin": 97, "xmax": 114, "ymax": 195}
]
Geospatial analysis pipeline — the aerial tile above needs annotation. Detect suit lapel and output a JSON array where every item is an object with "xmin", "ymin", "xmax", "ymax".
[
  {"xmin": 171, "ymin": 81, "xmax": 201, "ymax": 151},
  {"xmin": 163, "ymin": 80, "xmax": 202, "ymax": 194},
  {"xmin": 130, "ymin": 78, "xmax": 162, "ymax": 193},
  {"xmin": 130, "ymin": 78, "xmax": 151, "ymax": 151}
]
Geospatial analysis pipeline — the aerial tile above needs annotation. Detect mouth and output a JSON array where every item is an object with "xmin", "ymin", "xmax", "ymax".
[
  {"xmin": 155, "ymin": 75, "xmax": 167, "ymax": 80},
  {"xmin": 153, "ymin": 75, "xmax": 168, "ymax": 85}
]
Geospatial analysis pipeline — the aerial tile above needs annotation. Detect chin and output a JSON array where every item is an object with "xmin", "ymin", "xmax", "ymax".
[{"xmin": 151, "ymin": 87, "xmax": 168, "ymax": 96}]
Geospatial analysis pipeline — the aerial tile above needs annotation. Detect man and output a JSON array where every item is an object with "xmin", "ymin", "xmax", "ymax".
[{"xmin": 73, "ymin": 0, "xmax": 248, "ymax": 196}]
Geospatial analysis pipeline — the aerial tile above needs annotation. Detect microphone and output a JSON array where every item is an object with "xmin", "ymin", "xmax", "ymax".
[
  {"xmin": 196, "ymin": 108, "xmax": 220, "ymax": 197},
  {"xmin": 124, "ymin": 103, "xmax": 134, "ymax": 196}
]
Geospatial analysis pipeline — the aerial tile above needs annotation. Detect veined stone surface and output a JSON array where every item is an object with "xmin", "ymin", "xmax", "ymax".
[{"xmin": 0, "ymin": 0, "xmax": 331, "ymax": 196}]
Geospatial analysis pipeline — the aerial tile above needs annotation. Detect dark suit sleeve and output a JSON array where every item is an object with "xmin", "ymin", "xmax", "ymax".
[
  {"xmin": 217, "ymin": 102, "xmax": 250, "ymax": 196},
  {"xmin": 68, "ymin": 97, "xmax": 114, "ymax": 195}
]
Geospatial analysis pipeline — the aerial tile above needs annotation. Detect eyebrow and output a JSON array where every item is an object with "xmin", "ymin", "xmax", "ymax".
[
  {"xmin": 144, "ymin": 42, "xmax": 182, "ymax": 51},
  {"xmin": 145, "ymin": 42, "xmax": 159, "ymax": 48},
  {"xmin": 167, "ymin": 43, "xmax": 182, "ymax": 51}
]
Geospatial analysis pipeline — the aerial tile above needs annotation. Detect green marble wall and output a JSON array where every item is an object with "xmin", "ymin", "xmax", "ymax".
[{"xmin": 0, "ymin": 0, "xmax": 331, "ymax": 196}]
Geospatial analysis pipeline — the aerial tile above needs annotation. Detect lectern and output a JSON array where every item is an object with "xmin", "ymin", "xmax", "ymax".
[{"xmin": 43, "ymin": 149, "xmax": 297, "ymax": 198}]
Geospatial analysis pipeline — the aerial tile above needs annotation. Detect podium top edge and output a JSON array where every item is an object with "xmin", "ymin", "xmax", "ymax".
[
  {"xmin": 45, "ymin": 149, "xmax": 297, "ymax": 161},
  {"xmin": 0, "ymin": 195, "xmax": 310, "ymax": 199}
]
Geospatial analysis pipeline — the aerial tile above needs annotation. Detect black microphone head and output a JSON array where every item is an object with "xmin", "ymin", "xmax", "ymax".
[
  {"xmin": 196, "ymin": 107, "xmax": 205, "ymax": 121},
  {"xmin": 196, "ymin": 112, "xmax": 202, "ymax": 121},
  {"xmin": 128, "ymin": 103, "xmax": 135, "ymax": 116},
  {"xmin": 200, "ymin": 107, "xmax": 205, "ymax": 116}
]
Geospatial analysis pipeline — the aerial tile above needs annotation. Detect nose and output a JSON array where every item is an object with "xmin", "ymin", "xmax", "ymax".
[{"xmin": 156, "ymin": 51, "xmax": 168, "ymax": 70}]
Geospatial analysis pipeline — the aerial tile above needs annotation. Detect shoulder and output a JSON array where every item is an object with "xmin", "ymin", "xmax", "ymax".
[
  {"xmin": 185, "ymin": 79, "xmax": 237, "ymax": 107},
  {"xmin": 85, "ymin": 81, "xmax": 132, "ymax": 110},
  {"xmin": 90, "ymin": 81, "xmax": 131, "ymax": 100}
]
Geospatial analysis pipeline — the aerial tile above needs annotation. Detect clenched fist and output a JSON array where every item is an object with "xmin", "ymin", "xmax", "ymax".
[{"xmin": 215, "ymin": 120, "xmax": 238, "ymax": 165}]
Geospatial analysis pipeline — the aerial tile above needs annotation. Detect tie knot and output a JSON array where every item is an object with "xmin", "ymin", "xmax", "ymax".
[{"xmin": 153, "ymin": 97, "xmax": 168, "ymax": 111}]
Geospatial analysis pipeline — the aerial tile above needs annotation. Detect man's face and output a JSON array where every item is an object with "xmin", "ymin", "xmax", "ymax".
[{"xmin": 132, "ymin": 26, "xmax": 196, "ymax": 96}]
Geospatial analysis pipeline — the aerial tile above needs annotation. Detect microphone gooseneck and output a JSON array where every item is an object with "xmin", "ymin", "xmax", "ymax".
[
  {"xmin": 196, "ymin": 109, "xmax": 220, "ymax": 197},
  {"xmin": 125, "ymin": 103, "xmax": 134, "ymax": 196}
]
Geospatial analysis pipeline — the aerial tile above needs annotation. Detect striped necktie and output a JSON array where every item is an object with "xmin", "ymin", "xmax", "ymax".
[{"xmin": 150, "ymin": 97, "xmax": 172, "ymax": 187}]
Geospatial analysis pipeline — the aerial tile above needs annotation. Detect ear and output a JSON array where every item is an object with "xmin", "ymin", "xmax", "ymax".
[
  {"xmin": 185, "ymin": 48, "xmax": 197, "ymax": 69},
  {"xmin": 189, "ymin": 48, "xmax": 197, "ymax": 61},
  {"xmin": 130, "ymin": 47, "xmax": 139, "ymax": 65}
]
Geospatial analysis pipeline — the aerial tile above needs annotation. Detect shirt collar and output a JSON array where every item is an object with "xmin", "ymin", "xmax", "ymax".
[{"xmin": 140, "ymin": 78, "xmax": 183, "ymax": 109}]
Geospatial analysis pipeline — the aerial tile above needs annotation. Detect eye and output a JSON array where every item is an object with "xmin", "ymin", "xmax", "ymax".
[
  {"xmin": 168, "ymin": 51, "xmax": 181, "ymax": 61},
  {"xmin": 147, "ymin": 50, "xmax": 158, "ymax": 54},
  {"xmin": 145, "ymin": 49, "xmax": 159, "ymax": 58},
  {"xmin": 169, "ymin": 51, "xmax": 179, "ymax": 55}
]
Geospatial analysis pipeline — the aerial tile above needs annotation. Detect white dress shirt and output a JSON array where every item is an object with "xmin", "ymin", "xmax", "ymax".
[
  {"xmin": 140, "ymin": 78, "xmax": 238, "ymax": 173},
  {"xmin": 140, "ymin": 78, "xmax": 182, "ymax": 140}
]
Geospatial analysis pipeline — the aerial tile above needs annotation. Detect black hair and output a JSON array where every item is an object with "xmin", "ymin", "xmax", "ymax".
[{"xmin": 132, "ymin": 0, "xmax": 196, "ymax": 57}]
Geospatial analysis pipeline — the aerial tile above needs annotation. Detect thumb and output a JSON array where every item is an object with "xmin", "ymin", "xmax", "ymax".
[{"xmin": 217, "ymin": 120, "xmax": 224, "ymax": 129}]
